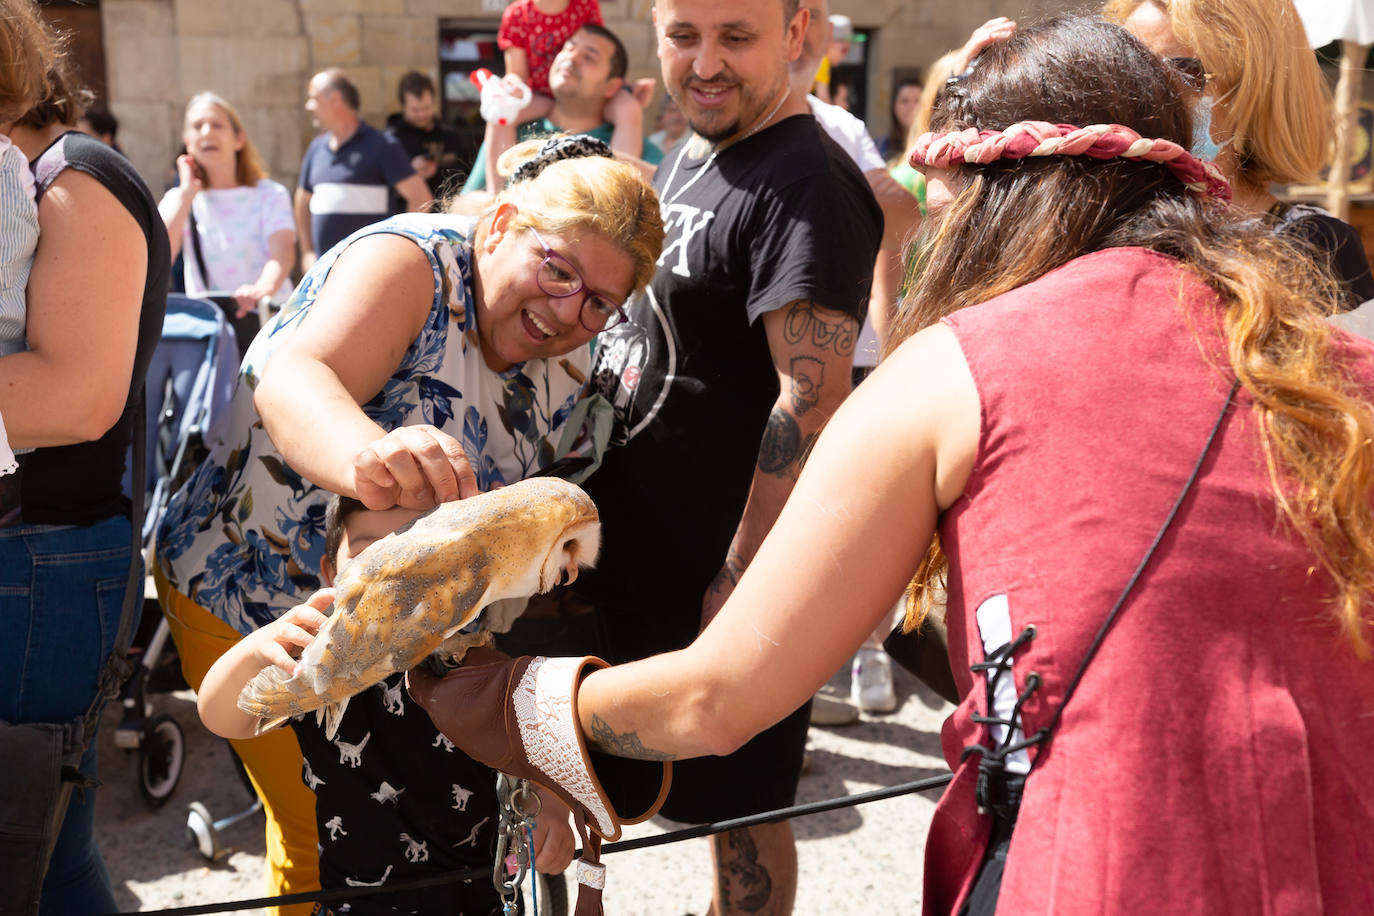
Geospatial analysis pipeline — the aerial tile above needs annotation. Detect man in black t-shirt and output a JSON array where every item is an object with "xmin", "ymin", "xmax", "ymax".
[
  {"xmin": 385, "ymin": 71, "xmax": 469, "ymax": 205},
  {"xmin": 574, "ymin": 0, "xmax": 882, "ymax": 911}
]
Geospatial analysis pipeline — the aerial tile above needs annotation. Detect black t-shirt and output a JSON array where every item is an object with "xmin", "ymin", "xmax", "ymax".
[
  {"xmin": 1270, "ymin": 201, "xmax": 1374, "ymax": 309},
  {"xmin": 385, "ymin": 113, "xmax": 471, "ymax": 202},
  {"xmin": 576, "ymin": 114, "xmax": 883, "ymax": 662},
  {"xmin": 289, "ymin": 672, "xmax": 506, "ymax": 915},
  {"xmin": 19, "ymin": 132, "xmax": 169, "ymax": 525}
]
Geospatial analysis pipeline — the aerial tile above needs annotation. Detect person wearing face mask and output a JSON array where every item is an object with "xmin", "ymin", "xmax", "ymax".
[
  {"xmin": 1107, "ymin": 0, "xmax": 1374, "ymax": 308},
  {"xmin": 154, "ymin": 136, "xmax": 663, "ymax": 914}
]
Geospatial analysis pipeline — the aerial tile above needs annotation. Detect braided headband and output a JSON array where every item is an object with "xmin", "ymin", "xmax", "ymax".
[
  {"xmin": 509, "ymin": 134, "xmax": 613, "ymax": 185},
  {"xmin": 910, "ymin": 121, "xmax": 1232, "ymax": 201}
]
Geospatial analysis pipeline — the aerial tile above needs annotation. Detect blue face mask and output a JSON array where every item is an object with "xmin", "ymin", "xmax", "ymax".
[{"xmin": 1191, "ymin": 95, "xmax": 1225, "ymax": 161}]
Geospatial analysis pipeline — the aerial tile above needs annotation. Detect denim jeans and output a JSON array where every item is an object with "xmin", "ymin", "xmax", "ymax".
[{"xmin": 0, "ymin": 516, "xmax": 137, "ymax": 915}]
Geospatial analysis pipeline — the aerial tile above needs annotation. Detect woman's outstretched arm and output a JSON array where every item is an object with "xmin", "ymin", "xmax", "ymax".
[
  {"xmin": 254, "ymin": 232, "xmax": 477, "ymax": 510},
  {"xmin": 575, "ymin": 323, "xmax": 981, "ymax": 760}
]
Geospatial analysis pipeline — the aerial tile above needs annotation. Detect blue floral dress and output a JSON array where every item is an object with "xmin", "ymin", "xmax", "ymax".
[{"xmin": 156, "ymin": 214, "xmax": 592, "ymax": 636}]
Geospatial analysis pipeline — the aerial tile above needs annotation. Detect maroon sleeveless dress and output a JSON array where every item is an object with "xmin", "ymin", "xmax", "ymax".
[{"xmin": 924, "ymin": 247, "xmax": 1374, "ymax": 915}]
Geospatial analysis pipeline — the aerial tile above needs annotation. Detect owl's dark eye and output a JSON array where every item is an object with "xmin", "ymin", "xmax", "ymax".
[{"xmin": 563, "ymin": 539, "xmax": 576, "ymax": 552}]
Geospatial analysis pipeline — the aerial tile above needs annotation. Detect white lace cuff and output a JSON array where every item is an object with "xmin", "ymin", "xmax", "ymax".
[
  {"xmin": 513, "ymin": 656, "xmax": 615, "ymax": 837},
  {"xmin": 576, "ymin": 859, "xmax": 606, "ymax": 890}
]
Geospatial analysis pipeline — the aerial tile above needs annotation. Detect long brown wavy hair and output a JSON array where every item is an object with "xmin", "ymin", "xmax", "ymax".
[{"xmin": 890, "ymin": 15, "xmax": 1374, "ymax": 658}]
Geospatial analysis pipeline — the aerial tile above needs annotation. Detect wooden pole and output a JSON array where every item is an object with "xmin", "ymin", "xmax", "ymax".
[{"xmin": 1327, "ymin": 39, "xmax": 1367, "ymax": 221}]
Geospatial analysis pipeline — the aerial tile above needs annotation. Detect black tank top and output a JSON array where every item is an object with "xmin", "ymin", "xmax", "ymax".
[{"xmin": 20, "ymin": 132, "xmax": 168, "ymax": 524}]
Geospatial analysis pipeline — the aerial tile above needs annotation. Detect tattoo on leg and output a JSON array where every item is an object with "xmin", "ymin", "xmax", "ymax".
[
  {"xmin": 587, "ymin": 714, "xmax": 677, "ymax": 761},
  {"xmin": 715, "ymin": 828, "xmax": 773, "ymax": 913}
]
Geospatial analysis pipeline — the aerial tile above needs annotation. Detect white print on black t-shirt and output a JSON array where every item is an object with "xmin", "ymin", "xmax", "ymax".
[
  {"xmin": 345, "ymin": 864, "xmax": 393, "ymax": 887},
  {"xmin": 303, "ymin": 758, "xmax": 325, "ymax": 790},
  {"xmin": 370, "ymin": 780, "xmax": 405, "ymax": 805},
  {"xmin": 325, "ymin": 814, "xmax": 347, "ymax": 840},
  {"xmin": 451, "ymin": 783, "xmax": 474, "ymax": 811},
  {"xmin": 336, "ymin": 731, "xmax": 370, "ymax": 768},
  {"xmin": 454, "ymin": 815, "xmax": 491, "ymax": 848},
  {"xmin": 590, "ymin": 286, "xmax": 677, "ymax": 446},
  {"xmin": 658, "ymin": 203, "xmax": 715, "ymax": 278},
  {"xmin": 379, "ymin": 679, "xmax": 405, "ymax": 716},
  {"xmin": 400, "ymin": 833, "xmax": 429, "ymax": 863},
  {"xmin": 433, "ymin": 731, "xmax": 455, "ymax": 752}
]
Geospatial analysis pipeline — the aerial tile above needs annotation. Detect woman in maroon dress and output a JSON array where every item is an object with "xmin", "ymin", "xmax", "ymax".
[{"xmin": 408, "ymin": 15, "xmax": 1374, "ymax": 915}]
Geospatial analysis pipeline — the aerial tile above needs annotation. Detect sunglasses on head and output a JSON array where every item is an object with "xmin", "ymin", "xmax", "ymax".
[{"xmin": 1166, "ymin": 57, "xmax": 1211, "ymax": 93}]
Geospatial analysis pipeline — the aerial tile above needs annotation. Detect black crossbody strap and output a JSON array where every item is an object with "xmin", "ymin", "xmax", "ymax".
[
  {"xmin": 187, "ymin": 203, "xmax": 212, "ymax": 290},
  {"xmin": 1035, "ymin": 378, "xmax": 1241, "ymax": 747}
]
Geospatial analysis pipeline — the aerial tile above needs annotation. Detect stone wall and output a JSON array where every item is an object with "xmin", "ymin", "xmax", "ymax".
[{"xmin": 102, "ymin": 0, "xmax": 1080, "ymax": 194}]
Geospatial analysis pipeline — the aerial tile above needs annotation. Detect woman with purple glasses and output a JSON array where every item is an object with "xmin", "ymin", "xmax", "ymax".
[{"xmin": 153, "ymin": 136, "xmax": 662, "ymax": 909}]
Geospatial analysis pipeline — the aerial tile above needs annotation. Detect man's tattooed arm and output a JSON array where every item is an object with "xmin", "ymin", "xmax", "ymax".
[{"xmin": 699, "ymin": 300, "xmax": 858, "ymax": 624}]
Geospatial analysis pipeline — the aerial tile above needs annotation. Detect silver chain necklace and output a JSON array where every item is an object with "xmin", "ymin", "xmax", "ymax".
[{"xmin": 660, "ymin": 87, "xmax": 792, "ymax": 207}]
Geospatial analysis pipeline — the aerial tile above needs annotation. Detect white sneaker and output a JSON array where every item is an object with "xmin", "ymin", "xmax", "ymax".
[
  {"xmin": 851, "ymin": 648, "xmax": 897, "ymax": 713},
  {"xmin": 810, "ymin": 683, "xmax": 859, "ymax": 726}
]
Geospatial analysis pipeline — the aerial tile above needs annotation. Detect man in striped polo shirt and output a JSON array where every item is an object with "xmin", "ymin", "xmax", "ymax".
[{"xmin": 294, "ymin": 69, "xmax": 433, "ymax": 271}]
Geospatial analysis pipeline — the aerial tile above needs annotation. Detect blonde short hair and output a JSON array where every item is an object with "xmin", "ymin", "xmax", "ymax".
[
  {"xmin": 469, "ymin": 140, "xmax": 665, "ymax": 295},
  {"xmin": 1104, "ymin": 0, "xmax": 1332, "ymax": 186},
  {"xmin": 184, "ymin": 93, "xmax": 269, "ymax": 187}
]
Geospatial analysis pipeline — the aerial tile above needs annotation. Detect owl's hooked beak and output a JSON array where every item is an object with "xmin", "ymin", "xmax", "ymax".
[{"xmin": 538, "ymin": 519, "xmax": 601, "ymax": 592}]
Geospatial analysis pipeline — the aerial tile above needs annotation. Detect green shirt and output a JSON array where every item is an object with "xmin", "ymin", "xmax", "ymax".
[{"xmin": 461, "ymin": 118, "xmax": 664, "ymax": 194}]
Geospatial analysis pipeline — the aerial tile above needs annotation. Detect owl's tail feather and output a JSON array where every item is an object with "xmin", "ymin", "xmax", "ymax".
[{"xmin": 236, "ymin": 663, "xmax": 351, "ymax": 738}]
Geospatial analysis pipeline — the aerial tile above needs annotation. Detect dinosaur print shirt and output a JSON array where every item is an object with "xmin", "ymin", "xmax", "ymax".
[
  {"xmin": 291, "ymin": 672, "xmax": 507, "ymax": 914},
  {"xmin": 156, "ymin": 213, "xmax": 592, "ymax": 634}
]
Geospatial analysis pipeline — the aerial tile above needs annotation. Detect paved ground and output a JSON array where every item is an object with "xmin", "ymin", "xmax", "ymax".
[{"xmin": 96, "ymin": 662, "xmax": 952, "ymax": 915}]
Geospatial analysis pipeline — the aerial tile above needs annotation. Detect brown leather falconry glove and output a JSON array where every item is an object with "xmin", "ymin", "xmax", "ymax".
[{"xmin": 406, "ymin": 646, "xmax": 671, "ymax": 914}]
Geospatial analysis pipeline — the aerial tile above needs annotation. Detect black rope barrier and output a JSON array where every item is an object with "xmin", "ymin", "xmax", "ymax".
[{"xmin": 106, "ymin": 771, "xmax": 953, "ymax": 916}]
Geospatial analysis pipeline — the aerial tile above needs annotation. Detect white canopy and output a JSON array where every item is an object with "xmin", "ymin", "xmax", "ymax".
[{"xmin": 1295, "ymin": 0, "xmax": 1374, "ymax": 48}]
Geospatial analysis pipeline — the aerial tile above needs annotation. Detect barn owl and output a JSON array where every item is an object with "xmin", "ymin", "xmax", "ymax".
[{"xmin": 236, "ymin": 477, "xmax": 600, "ymax": 739}]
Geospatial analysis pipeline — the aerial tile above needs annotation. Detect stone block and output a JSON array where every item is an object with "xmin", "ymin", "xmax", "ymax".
[
  {"xmin": 406, "ymin": 0, "xmax": 486, "ymax": 15},
  {"xmin": 103, "ymin": 0, "xmax": 174, "ymax": 37},
  {"xmin": 180, "ymin": 36, "xmax": 311, "ymax": 108},
  {"xmin": 617, "ymin": 21, "xmax": 658, "ymax": 76},
  {"xmin": 306, "ymin": 14, "xmax": 362, "ymax": 66},
  {"xmin": 174, "ymin": 0, "xmax": 301, "ymax": 36},
  {"xmin": 108, "ymin": 100, "xmax": 177, "ymax": 192},
  {"xmin": 244, "ymin": 104, "xmax": 309, "ymax": 189},
  {"xmin": 299, "ymin": 0, "xmax": 363, "ymax": 11},
  {"xmin": 103, "ymin": 1, "xmax": 180, "ymax": 104},
  {"xmin": 340, "ymin": 65, "xmax": 390, "ymax": 123},
  {"xmin": 360, "ymin": 15, "xmax": 438, "ymax": 68},
  {"xmin": 616, "ymin": 0, "xmax": 655, "ymax": 24}
]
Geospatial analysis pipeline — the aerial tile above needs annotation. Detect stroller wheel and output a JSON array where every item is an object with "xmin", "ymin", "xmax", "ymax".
[
  {"xmin": 137, "ymin": 713, "xmax": 185, "ymax": 807},
  {"xmin": 186, "ymin": 801, "xmax": 220, "ymax": 860}
]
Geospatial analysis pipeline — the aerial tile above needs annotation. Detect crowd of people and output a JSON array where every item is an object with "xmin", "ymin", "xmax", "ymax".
[{"xmin": 2, "ymin": 0, "xmax": 1373, "ymax": 913}]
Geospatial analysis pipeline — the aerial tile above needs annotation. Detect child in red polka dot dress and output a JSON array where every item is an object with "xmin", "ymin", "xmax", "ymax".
[{"xmin": 485, "ymin": 0, "xmax": 653, "ymax": 190}]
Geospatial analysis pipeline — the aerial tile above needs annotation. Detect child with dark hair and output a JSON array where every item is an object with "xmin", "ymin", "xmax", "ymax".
[{"xmin": 199, "ymin": 494, "xmax": 574, "ymax": 914}]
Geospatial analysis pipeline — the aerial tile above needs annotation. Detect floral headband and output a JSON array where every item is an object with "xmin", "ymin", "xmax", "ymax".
[
  {"xmin": 509, "ymin": 134, "xmax": 614, "ymax": 185},
  {"xmin": 909, "ymin": 121, "xmax": 1232, "ymax": 201}
]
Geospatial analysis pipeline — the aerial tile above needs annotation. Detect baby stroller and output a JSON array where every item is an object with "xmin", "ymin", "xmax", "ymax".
[{"xmin": 116, "ymin": 293, "xmax": 239, "ymax": 807}]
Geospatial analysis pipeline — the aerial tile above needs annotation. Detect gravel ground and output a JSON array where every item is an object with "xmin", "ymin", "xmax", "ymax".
[{"xmin": 96, "ymin": 662, "xmax": 952, "ymax": 915}]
